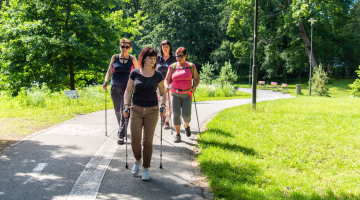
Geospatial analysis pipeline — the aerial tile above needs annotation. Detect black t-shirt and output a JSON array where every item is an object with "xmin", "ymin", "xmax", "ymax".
[
  {"xmin": 130, "ymin": 68, "xmax": 164, "ymax": 107},
  {"xmin": 156, "ymin": 55, "xmax": 176, "ymax": 79}
]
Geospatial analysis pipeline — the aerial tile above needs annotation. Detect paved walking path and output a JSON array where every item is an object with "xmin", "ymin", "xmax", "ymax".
[{"xmin": 0, "ymin": 89, "xmax": 293, "ymax": 200}]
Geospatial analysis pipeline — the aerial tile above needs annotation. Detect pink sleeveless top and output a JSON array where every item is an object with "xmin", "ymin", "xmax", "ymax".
[{"xmin": 170, "ymin": 62, "xmax": 196, "ymax": 94}]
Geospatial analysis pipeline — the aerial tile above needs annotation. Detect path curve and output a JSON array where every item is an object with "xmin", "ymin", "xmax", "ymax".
[{"xmin": 0, "ymin": 88, "xmax": 294, "ymax": 200}]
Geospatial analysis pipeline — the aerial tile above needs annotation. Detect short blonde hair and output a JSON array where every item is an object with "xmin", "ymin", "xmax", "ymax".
[{"xmin": 119, "ymin": 38, "xmax": 132, "ymax": 47}]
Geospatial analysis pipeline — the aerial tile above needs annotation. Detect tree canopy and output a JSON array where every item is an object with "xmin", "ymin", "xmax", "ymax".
[
  {"xmin": 0, "ymin": 0, "xmax": 142, "ymax": 93},
  {"xmin": 1, "ymin": 0, "xmax": 359, "ymax": 94}
]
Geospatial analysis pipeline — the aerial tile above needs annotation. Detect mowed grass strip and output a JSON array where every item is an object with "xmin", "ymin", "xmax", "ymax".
[
  {"xmin": 198, "ymin": 97, "xmax": 360, "ymax": 199},
  {"xmin": 234, "ymin": 78, "xmax": 354, "ymax": 97},
  {"xmin": 0, "ymin": 86, "xmax": 113, "ymax": 151},
  {"xmin": 196, "ymin": 91, "xmax": 252, "ymax": 102}
]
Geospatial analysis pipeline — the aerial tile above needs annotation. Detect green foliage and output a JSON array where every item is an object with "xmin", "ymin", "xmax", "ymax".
[
  {"xmin": 198, "ymin": 97, "xmax": 360, "ymax": 199},
  {"xmin": 311, "ymin": 64, "xmax": 330, "ymax": 96},
  {"xmin": 0, "ymin": 0, "xmax": 142, "ymax": 94},
  {"xmin": 219, "ymin": 60, "xmax": 238, "ymax": 85},
  {"xmin": 348, "ymin": 66, "xmax": 360, "ymax": 97},
  {"xmin": 199, "ymin": 62, "xmax": 215, "ymax": 84},
  {"xmin": 227, "ymin": 0, "xmax": 357, "ymax": 79},
  {"xmin": 195, "ymin": 82, "xmax": 251, "ymax": 101},
  {"xmin": 135, "ymin": 0, "xmax": 228, "ymax": 65},
  {"xmin": 196, "ymin": 82, "xmax": 236, "ymax": 98}
]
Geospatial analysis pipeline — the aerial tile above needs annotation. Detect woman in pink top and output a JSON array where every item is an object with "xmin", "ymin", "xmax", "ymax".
[{"xmin": 164, "ymin": 47, "xmax": 200, "ymax": 143}]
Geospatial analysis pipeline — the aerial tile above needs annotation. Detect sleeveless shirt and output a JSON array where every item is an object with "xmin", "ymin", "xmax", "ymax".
[{"xmin": 111, "ymin": 55, "xmax": 134, "ymax": 86}]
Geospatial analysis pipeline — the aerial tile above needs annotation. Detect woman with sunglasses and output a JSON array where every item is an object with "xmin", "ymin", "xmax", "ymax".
[
  {"xmin": 164, "ymin": 47, "xmax": 200, "ymax": 143},
  {"xmin": 123, "ymin": 47, "xmax": 166, "ymax": 181},
  {"xmin": 103, "ymin": 38, "xmax": 139, "ymax": 145},
  {"xmin": 156, "ymin": 40, "xmax": 176, "ymax": 129}
]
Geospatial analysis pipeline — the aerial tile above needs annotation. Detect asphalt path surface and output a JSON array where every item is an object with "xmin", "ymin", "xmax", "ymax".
[{"xmin": 0, "ymin": 88, "xmax": 293, "ymax": 200}]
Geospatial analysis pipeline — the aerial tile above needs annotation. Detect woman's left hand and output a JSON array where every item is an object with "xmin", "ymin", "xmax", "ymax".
[
  {"xmin": 191, "ymin": 86, "xmax": 196, "ymax": 93},
  {"xmin": 160, "ymin": 107, "xmax": 166, "ymax": 117}
]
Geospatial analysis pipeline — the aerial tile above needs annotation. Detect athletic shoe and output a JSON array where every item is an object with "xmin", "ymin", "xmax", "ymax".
[
  {"xmin": 185, "ymin": 126, "xmax": 191, "ymax": 137},
  {"xmin": 164, "ymin": 122, "xmax": 170, "ymax": 130},
  {"xmin": 117, "ymin": 137, "xmax": 125, "ymax": 145},
  {"xmin": 174, "ymin": 134, "xmax": 181, "ymax": 143},
  {"xmin": 131, "ymin": 162, "xmax": 140, "ymax": 176},
  {"xmin": 142, "ymin": 169, "xmax": 150, "ymax": 181}
]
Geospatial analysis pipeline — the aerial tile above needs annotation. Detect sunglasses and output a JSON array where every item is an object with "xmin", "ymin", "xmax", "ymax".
[
  {"xmin": 121, "ymin": 46, "xmax": 131, "ymax": 49},
  {"xmin": 175, "ymin": 55, "xmax": 184, "ymax": 58}
]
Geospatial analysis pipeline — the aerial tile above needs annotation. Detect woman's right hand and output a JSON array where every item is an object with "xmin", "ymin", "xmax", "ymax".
[{"xmin": 102, "ymin": 83, "xmax": 108, "ymax": 91}]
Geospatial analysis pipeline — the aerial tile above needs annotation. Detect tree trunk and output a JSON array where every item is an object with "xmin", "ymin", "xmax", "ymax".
[
  {"xmin": 298, "ymin": 21, "xmax": 319, "ymax": 68},
  {"xmin": 69, "ymin": 62, "xmax": 75, "ymax": 90}
]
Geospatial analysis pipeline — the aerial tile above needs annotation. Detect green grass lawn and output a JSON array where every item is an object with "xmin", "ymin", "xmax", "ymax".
[
  {"xmin": 0, "ymin": 86, "xmax": 113, "ymax": 151},
  {"xmin": 198, "ymin": 96, "xmax": 360, "ymax": 199},
  {"xmin": 196, "ymin": 91, "xmax": 251, "ymax": 102},
  {"xmin": 235, "ymin": 78, "xmax": 355, "ymax": 97}
]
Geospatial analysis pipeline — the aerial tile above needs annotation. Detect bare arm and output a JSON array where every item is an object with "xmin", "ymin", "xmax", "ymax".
[
  {"xmin": 102, "ymin": 55, "xmax": 116, "ymax": 91},
  {"xmin": 158, "ymin": 80, "xmax": 166, "ymax": 117},
  {"xmin": 123, "ymin": 78, "xmax": 134, "ymax": 118},
  {"xmin": 132, "ymin": 56, "xmax": 139, "ymax": 69},
  {"xmin": 191, "ymin": 67, "xmax": 200, "ymax": 93},
  {"xmin": 164, "ymin": 67, "xmax": 172, "ymax": 93}
]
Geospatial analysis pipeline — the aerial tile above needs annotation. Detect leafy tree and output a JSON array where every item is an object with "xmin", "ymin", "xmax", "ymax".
[
  {"xmin": 136, "ymin": 0, "xmax": 227, "ymax": 66},
  {"xmin": 0, "ymin": 0, "xmax": 142, "ymax": 94},
  {"xmin": 227, "ymin": 0, "xmax": 356, "ymax": 79}
]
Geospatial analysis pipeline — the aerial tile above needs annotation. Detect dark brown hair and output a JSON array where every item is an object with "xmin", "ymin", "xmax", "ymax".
[
  {"xmin": 138, "ymin": 47, "xmax": 158, "ymax": 69},
  {"xmin": 159, "ymin": 40, "xmax": 174, "ymax": 57},
  {"xmin": 175, "ymin": 47, "xmax": 187, "ymax": 56},
  {"xmin": 119, "ymin": 38, "xmax": 132, "ymax": 47}
]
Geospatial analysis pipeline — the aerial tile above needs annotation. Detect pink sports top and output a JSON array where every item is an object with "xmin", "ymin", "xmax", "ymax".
[{"xmin": 170, "ymin": 62, "xmax": 196, "ymax": 94}]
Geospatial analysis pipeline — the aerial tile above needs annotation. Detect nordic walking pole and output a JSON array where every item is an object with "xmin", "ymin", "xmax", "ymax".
[
  {"xmin": 167, "ymin": 92, "xmax": 173, "ymax": 135},
  {"xmin": 124, "ymin": 108, "xmax": 129, "ymax": 169},
  {"xmin": 193, "ymin": 91, "xmax": 201, "ymax": 138},
  {"xmin": 105, "ymin": 90, "xmax": 107, "ymax": 137},
  {"xmin": 160, "ymin": 107, "xmax": 164, "ymax": 169},
  {"xmin": 159, "ymin": 116, "xmax": 163, "ymax": 169}
]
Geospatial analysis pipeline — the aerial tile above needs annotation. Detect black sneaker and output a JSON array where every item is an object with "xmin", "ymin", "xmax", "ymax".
[
  {"xmin": 185, "ymin": 126, "xmax": 191, "ymax": 137},
  {"xmin": 174, "ymin": 134, "xmax": 181, "ymax": 143},
  {"xmin": 117, "ymin": 137, "xmax": 125, "ymax": 145}
]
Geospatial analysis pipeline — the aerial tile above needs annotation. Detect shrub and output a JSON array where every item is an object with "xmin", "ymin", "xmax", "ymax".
[
  {"xmin": 349, "ymin": 66, "xmax": 360, "ymax": 97},
  {"xmin": 311, "ymin": 64, "xmax": 329, "ymax": 96},
  {"xmin": 220, "ymin": 60, "xmax": 238, "ymax": 85},
  {"xmin": 196, "ymin": 82, "xmax": 236, "ymax": 98},
  {"xmin": 199, "ymin": 62, "xmax": 215, "ymax": 84}
]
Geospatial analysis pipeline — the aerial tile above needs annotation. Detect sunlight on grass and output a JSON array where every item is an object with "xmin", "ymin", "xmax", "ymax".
[
  {"xmin": 196, "ymin": 91, "xmax": 251, "ymax": 102},
  {"xmin": 235, "ymin": 79, "xmax": 355, "ymax": 97},
  {"xmin": 198, "ymin": 96, "xmax": 360, "ymax": 199},
  {"xmin": 0, "ymin": 85, "xmax": 112, "ymax": 150}
]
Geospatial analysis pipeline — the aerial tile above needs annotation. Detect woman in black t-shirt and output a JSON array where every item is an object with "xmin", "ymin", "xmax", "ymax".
[
  {"xmin": 123, "ymin": 47, "xmax": 166, "ymax": 181},
  {"xmin": 156, "ymin": 40, "xmax": 176, "ymax": 129},
  {"xmin": 103, "ymin": 38, "xmax": 139, "ymax": 145}
]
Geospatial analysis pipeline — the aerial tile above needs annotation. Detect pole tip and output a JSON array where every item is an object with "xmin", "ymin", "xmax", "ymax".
[{"xmin": 159, "ymin": 165, "xmax": 162, "ymax": 169}]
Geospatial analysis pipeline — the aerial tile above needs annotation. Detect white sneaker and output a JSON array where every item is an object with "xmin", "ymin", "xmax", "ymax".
[
  {"xmin": 131, "ymin": 162, "xmax": 140, "ymax": 176},
  {"xmin": 142, "ymin": 169, "xmax": 150, "ymax": 181}
]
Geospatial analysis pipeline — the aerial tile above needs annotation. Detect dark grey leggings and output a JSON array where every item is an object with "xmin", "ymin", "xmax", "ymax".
[
  {"xmin": 172, "ymin": 93, "xmax": 192, "ymax": 125},
  {"xmin": 111, "ymin": 85, "xmax": 127, "ymax": 137}
]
